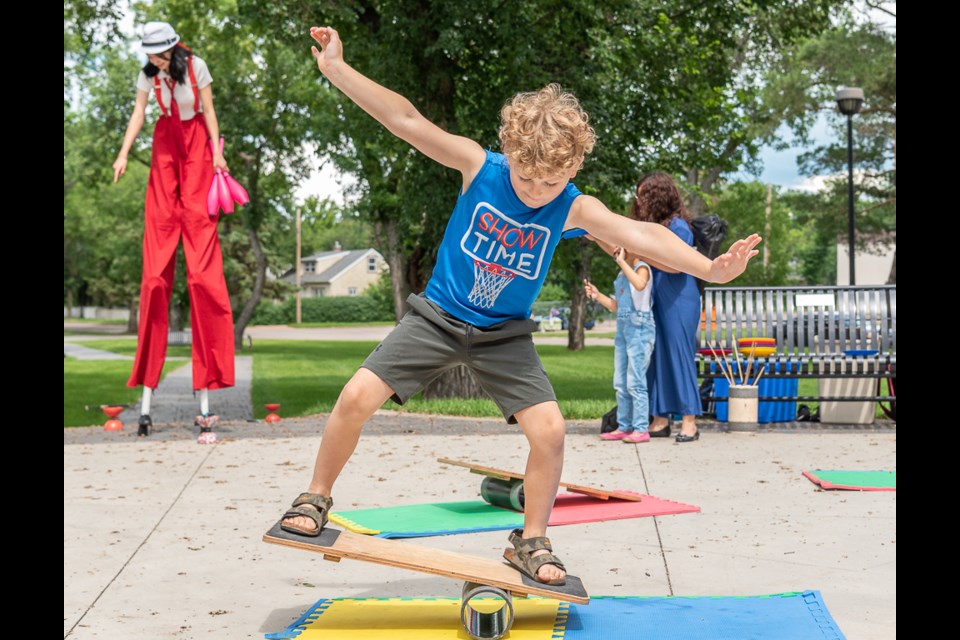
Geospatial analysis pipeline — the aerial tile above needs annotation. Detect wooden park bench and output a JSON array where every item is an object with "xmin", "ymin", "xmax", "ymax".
[{"xmin": 698, "ymin": 285, "xmax": 896, "ymax": 405}]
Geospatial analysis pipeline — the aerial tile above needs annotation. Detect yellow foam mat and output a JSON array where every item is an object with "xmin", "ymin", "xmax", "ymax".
[
  {"xmin": 328, "ymin": 513, "xmax": 381, "ymax": 535},
  {"xmin": 291, "ymin": 597, "xmax": 564, "ymax": 639}
]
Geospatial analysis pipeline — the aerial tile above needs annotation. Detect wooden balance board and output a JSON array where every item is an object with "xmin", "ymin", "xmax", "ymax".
[
  {"xmin": 263, "ymin": 522, "xmax": 588, "ymax": 640},
  {"xmin": 438, "ymin": 457, "xmax": 643, "ymax": 511}
]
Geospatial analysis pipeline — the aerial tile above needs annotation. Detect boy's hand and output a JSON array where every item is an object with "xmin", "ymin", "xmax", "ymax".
[
  {"xmin": 708, "ymin": 234, "xmax": 762, "ymax": 283},
  {"xmin": 310, "ymin": 26, "xmax": 343, "ymax": 75}
]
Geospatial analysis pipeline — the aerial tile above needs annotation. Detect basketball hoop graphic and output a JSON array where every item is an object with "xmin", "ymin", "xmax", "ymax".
[{"xmin": 468, "ymin": 260, "xmax": 516, "ymax": 308}]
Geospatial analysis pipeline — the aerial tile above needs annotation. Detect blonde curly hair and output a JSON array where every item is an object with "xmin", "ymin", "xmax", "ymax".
[{"xmin": 498, "ymin": 84, "xmax": 596, "ymax": 178}]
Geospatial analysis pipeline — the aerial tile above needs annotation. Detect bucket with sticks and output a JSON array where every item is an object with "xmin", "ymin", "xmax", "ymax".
[{"xmin": 728, "ymin": 384, "xmax": 759, "ymax": 431}]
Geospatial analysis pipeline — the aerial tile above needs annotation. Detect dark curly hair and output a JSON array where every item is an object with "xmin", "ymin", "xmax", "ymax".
[
  {"xmin": 630, "ymin": 172, "xmax": 692, "ymax": 228},
  {"xmin": 142, "ymin": 43, "xmax": 192, "ymax": 85}
]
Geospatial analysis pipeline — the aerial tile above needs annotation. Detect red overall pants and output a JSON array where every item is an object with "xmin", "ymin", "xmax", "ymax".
[{"xmin": 127, "ymin": 110, "xmax": 235, "ymax": 391}]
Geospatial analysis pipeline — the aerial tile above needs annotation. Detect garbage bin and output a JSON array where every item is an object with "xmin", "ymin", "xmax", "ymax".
[
  {"xmin": 817, "ymin": 349, "xmax": 879, "ymax": 425},
  {"xmin": 714, "ymin": 361, "xmax": 799, "ymax": 423},
  {"xmin": 818, "ymin": 378, "xmax": 877, "ymax": 424}
]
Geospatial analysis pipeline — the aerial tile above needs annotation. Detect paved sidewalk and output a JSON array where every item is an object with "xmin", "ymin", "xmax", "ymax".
[
  {"xmin": 63, "ymin": 342, "xmax": 133, "ymax": 360},
  {"xmin": 118, "ymin": 356, "xmax": 254, "ymax": 426},
  {"xmin": 64, "ymin": 415, "xmax": 896, "ymax": 640}
]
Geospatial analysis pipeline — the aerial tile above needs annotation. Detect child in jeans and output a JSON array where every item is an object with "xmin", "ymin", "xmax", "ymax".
[
  {"xmin": 279, "ymin": 25, "xmax": 761, "ymax": 586},
  {"xmin": 584, "ymin": 247, "xmax": 655, "ymax": 443}
]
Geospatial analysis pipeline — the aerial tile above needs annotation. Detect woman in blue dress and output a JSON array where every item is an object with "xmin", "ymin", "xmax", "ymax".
[{"xmin": 631, "ymin": 173, "xmax": 702, "ymax": 442}]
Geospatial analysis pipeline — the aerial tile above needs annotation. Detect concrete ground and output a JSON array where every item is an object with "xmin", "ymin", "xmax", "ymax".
[{"xmin": 64, "ymin": 415, "xmax": 896, "ymax": 640}]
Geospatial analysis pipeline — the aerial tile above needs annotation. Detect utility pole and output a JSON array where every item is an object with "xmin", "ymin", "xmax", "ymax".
[
  {"xmin": 763, "ymin": 183, "xmax": 772, "ymax": 273},
  {"xmin": 295, "ymin": 207, "xmax": 302, "ymax": 325}
]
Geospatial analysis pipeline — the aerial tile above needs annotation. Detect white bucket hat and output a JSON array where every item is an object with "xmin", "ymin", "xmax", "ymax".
[{"xmin": 141, "ymin": 21, "xmax": 180, "ymax": 55}]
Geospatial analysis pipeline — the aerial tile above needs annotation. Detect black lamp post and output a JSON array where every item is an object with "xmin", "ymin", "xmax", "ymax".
[{"xmin": 836, "ymin": 87, "xmax": 864, "ymax": 284}]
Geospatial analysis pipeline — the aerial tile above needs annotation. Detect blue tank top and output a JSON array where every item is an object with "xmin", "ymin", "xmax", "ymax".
[{"xmin": 426, "ymin": 151, "xmax": 580, "ymax": 327}]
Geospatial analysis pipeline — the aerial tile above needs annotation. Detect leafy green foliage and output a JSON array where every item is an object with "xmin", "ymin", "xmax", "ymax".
[
  {"xmin": 712, "ymin": 182, "xmax": 803, "ymax": 285},
  {"xmin": 252, "ymin": 296, "xmax": 394, "ymax": 325},
  {"xmin": 763, "ymin": 16, "xmax": 896, "ymax": 279},
  {"xmin": 243, "ymin": 1, "xmax": 842, "ymax": 314}
]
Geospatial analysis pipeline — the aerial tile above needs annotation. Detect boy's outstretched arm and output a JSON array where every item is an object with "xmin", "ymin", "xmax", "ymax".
[
  {"xmin": 568, "ymin": 195, "xmax": 761, "ymax": 284},
  {"xmin": 310, "ymin": 26, "xmax": 485, "ymax": 180}
]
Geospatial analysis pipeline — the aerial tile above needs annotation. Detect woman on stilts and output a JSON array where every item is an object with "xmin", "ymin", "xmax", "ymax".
[{"xmin": 112, "ymin": 21, "xmax": 235, "ymax": 443}]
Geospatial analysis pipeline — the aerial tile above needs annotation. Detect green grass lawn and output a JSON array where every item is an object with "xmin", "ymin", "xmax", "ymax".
[
  {"xmin": 73, "ymin": 338, "xmax": 890, "ymax": 424},
  {"xmin": 288, "ymin": 322, "xmax": 396, "ymax": 329},
  {"xmin": 251, "ymin": 341, "xmax": 378, "ymax": 418},
  {"xmin": 250, "ymin": 340, "xmax": 617, "ymax": 421},
  {"xmin": 64, "ymin": 358, "xmax": 182, "ymax": 427},
  {"xmin": 74, "ymin": 340, "xmax": 192, "ymax": 359},
  {"xmin": 65, "ymin": 343, "xmax": 192, "ymax": 427},
  {"xmin": 532, "ymin": 331, "xmax": 617, "ymax": 340}
]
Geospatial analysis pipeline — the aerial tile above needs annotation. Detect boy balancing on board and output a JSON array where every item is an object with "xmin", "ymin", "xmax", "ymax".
[{"xmin": 280, "ymin": 26, "xmax": 762, "ymax": 586}]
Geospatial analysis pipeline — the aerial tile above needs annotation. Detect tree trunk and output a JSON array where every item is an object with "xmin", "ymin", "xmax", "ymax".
[
  {"xmin": 567, "ymin": 245, "xmax": 594, "ymax": 351},
  {"xmin": 127, "ymin": 295, "xmax": 139, "ymax": 334},
  {"xmin": 169, "ymin": 296, "xmax": 183, "ymax": 332},
  {"xmin": 886, "ymin": 249, "xmax": 896, "ymax": 284},
  {"xmin": 234, "ymin": 226, "xmax": 267, "ymax": 349},
  {"xmin": 422, "ymin": 364, "xmax": 486, "ymax": 399},
  {"xmin": 66, "ymin": 289, "xmax": 74, "ymax": 319},
  {"xmin": 382, "ymin": 219, "xmax": 409, "ymax": 321}
]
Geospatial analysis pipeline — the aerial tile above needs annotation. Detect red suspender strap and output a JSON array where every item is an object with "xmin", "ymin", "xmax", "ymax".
[
  {"xmin": 187, "ymin": 55, "xmax": 199, "ymax": 113},
  {"xmin": 153, "ymin": 76, "xmax": 169, "ymax": 117}
]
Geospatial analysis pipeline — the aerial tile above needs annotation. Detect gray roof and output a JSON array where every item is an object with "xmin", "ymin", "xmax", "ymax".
[{"xmin": 280, "ymin": 249, "xmax": 379, "ymax": 284}]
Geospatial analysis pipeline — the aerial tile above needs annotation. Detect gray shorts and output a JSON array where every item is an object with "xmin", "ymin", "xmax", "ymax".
[{"xmin": 362, "ymin": 294, "xmax": 556, "ymax": 423}]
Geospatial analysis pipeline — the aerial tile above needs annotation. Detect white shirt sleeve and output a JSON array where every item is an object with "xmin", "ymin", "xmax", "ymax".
[
  {"xmin": 192, "ymin": 56, "xmax": 213, "ymax": 89},
  {"xmin": 629, "ymin": 263, "xmax": 652, "ymax": 311},
  {"xmin": 136, "ymin": 70, "xmax": 151, "ymax": 94}
]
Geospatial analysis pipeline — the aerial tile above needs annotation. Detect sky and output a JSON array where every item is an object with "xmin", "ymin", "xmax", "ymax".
[{"xmin": 738, "ymin": 115, "xmax": 835, "ymax": 194}]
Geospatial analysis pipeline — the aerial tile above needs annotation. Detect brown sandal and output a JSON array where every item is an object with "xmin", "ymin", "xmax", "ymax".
[
  {"xmin": 280, "ymin": 493, "xmax": 333, "ymax": 537},
  {"xmin": 502, "ymin": 528, "xmax": 566, "ymax": 586}
]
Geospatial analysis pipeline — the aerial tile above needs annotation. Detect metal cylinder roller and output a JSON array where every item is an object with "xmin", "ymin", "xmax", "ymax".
[
  {"xmin": 460, "ymin": 581, "xmax": 515, "ymax": 640},
  {"xmin": 480, "ymin": 476, "xmax": 525, "ymax": 512}
]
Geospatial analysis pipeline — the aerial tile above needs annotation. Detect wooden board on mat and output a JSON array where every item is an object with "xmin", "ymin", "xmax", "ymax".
[
  {"xmin": 263, "ymin": 522, "xmax": 589, "ymax": 604},
  {"xmin": 438, "ymin": 457, "xmax": 643, "ymax": 502}
]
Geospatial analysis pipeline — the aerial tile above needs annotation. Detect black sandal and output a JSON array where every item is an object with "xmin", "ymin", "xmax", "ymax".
[
  {"xmin": 502, "ymin": 528, "xmax": 566, "ymax": 586},
  {"xmin": 280, "ymin": 493, "xmax": 333, "ymax": 537}
]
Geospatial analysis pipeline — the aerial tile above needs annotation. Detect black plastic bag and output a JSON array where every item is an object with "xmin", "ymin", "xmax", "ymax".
[
  {"xmin": 691, "ymin": 215, "xmax": 728, "ymax": 295},
  {"xmin": 600, "ymin": 406, "xmax": 618, "ymax": 433},
  {"xmin": 699, "ymin": 379, "xmax": 716, "ymax": 417}
]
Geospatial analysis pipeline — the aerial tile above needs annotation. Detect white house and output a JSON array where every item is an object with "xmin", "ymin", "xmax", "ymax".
[{"xmin": 281, "ymin": 246, "xmax": 388, "ymax": 297}]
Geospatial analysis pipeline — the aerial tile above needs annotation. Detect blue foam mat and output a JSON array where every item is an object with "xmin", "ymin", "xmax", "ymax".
[{"xmin": 565, "ymin": 592, "xmax": 845, "ymax": 640}]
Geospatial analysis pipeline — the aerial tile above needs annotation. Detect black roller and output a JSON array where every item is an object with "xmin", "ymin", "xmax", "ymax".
[{"xmin": 480, "ymin": 476, "xmax": 525, "ymax": 511}]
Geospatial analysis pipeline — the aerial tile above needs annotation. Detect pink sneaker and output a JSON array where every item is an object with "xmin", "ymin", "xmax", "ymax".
[
  {"xmin": 599, "ymin": 430, "xmax": 631, "ymax": 440},
  {"xmin": 622, "ymin": 431, "xmax": 651, "ymax": 443}
]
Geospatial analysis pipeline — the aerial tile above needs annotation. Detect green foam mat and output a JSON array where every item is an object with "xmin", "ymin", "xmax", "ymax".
[
  {"xmin": 329, "ymin": 500, "xmax": 524, "ymax": 536},
  {"xmin": 803, "ymin": 470, "xmax": 896, "ymax": 491}
]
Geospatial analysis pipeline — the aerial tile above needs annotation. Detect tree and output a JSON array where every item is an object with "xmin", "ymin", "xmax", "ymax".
[
  {"xmin": 712, "ymin": 182, "xmax": 803, "ymax": 286},
  {"xmin": 763, "ymin": 14, "xmax": 896, "ymax": 282},
  {"xmin": 243, "ymin": 0, "xmax": 853, "ymax": 397},
  {"xmin": 64, "ymin": 40, "xmax": 150, "ymax": 331}
]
